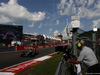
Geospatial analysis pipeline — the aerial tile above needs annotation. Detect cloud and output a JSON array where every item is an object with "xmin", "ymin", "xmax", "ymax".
[
  {"xmin": 0, "ymin": 15, "xmax": 13, "ymax": 23},
  {"xmin": 54, "ymin": 30, "xmax": 59, "ymax": 36},
  {"xmin": 57, "ymin": 0, "xmax": 76, "ymax": 16},
  {"xmin": 93, "ymin": 19, "xmax": 100, "ymax": 28},
  {"xmin": 56, "ymin": 20, "xmax": 60, "ymax": 25},
  {"xmin": 0, "ymin": 0, "xmax": 46, "ymax": 23},
  {"xmin": 49, "ymin": 28, "xmax": 52, "ymax": 33},
  {"xmin": 24, "ymin": 32, "xmax": 38, "ymax": 35},
  {"xmin": 12, "ymin": 23, "xmax": 20, "ymax": 25},
  {"xmin": 57, "ymin": 0, "xmax": 67, "ymax": 9},
  {"xmin": 28, "ymin": 22, "xmax": 35, "ymax": 27},
  {"xmin": 38, "ymin": 23, "xmax": 42, "ymax": 28},
  {"xmin": 33, "ymin": 32, "xmax": 38, "ymax": 35},
  {"xmin": 88, "ymin": 0, "xmax": 94, "ymax": 6},
  {"xmin": 57, "ymin": 0, "xmax": 100, "ymax": 19}
]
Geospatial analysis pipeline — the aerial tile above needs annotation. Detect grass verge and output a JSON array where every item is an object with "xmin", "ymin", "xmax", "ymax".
[
  {"xmin": 16, "ymin": 53, "xmax": 100, "ymax": 75},
  {"xmin": 16, "ymin": 53, "xmax": 62, "ymax": 75}
]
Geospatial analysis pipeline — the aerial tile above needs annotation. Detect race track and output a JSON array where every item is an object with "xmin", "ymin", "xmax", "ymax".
[{"xmin": 0, "ymin": 47, "xmax": 55, "ymax": 70}]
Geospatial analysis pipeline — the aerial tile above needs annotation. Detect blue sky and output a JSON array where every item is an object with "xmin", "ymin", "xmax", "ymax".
[{"xmin": 0, "ymin": 0, "xmax": 100, "ymax": 39}]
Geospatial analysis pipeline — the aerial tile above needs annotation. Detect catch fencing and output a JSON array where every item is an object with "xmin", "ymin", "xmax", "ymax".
[
  {"xmin": 78, "ymin": 29, "xmax": 100, "ymax": 57},
  {"xmin": 55, "ymin": 28, "xmax": 100, "ymax": 75},
  {"xmin": 55, "ymin": 57, "xmax": 67, "ymax": 75}
]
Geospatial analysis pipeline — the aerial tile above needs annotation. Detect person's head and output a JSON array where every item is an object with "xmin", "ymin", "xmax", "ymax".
[{"xmin": 77, "ymin": 40, "xmax": 85, "ymax": 50}]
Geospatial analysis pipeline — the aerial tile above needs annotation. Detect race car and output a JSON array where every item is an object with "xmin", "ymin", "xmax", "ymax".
[{"xmin": 20, "ymin": 49, "xmax": 39, "ymax": 57}]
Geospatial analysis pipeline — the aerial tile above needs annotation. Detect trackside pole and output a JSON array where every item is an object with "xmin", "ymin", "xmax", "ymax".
[
  {"xmin": 72, "ymin": 28, "xmax": 78, "ymax": 73},
  {"xmin": 93, "ymin": 26, "xmax": 98, "ymax": 56},
  {"xmin": 72, "ymin": 28, "xmax": 78, "ymax": 56},
  {"xmin": 71, "ymin": 16, "xmax": 80, "ymax": 74},
  {"xmin": 93, "ymin": 32, "xmax": 96, "ymax": 54}
]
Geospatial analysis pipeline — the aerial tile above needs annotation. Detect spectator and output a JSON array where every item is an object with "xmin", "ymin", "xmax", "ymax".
[{"xmin": 67, "ymin": 40, "xmax": 100, "ymax": 74}]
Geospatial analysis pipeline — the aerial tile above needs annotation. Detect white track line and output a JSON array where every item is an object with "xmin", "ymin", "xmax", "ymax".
[{"xmin": 0, "ymin": 52, "xmax": 57, "ymax": 75}]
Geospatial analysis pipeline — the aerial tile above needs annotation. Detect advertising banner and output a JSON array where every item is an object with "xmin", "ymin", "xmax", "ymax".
[{"xmin": 0, "ymin": 24, "xmax": 23, "ymax": 40}]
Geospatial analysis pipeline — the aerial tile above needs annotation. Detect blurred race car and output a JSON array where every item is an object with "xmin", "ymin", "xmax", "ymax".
[{"xmin": 20, "ymin": 49, "xmax": 39, "ymax": 57}]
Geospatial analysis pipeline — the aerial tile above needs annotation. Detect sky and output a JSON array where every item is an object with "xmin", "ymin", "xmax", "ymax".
[{"xmin": 0, "ymin": 0, "xmax": 100, "ymax": 39}]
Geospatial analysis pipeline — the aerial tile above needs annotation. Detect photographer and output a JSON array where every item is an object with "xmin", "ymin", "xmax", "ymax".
[{"xmin": 67, "ymin": 40, "xmax": 100, "ymax": 74}]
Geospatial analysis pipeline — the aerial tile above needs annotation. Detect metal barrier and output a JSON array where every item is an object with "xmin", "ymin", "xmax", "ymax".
[{"xmin": 55, "ymin": 57, "xmax": 68, "ymax": 75}]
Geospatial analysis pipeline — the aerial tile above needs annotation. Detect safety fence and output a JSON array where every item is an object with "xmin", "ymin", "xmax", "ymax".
[
  {"xmin": 55, "ymin": 28, "xmax": 100, "ymax": 75},
  {"xmin": 55, "ymin": 57, "xmax": 67, "ymax": 75},
  {"xmin": 78, "ymin": 28, "xmax": 100, "ymax": 56},
  {"xmin": 55, "ymin": 53, "xmax": 76, "ymax": 75},
  {"xmin": 55, "ymin": 45, "xmax": 77, "ymax": 75},
  {"xmin": 78, "ymin": 28, "xmax": 100, "ymax": 74}
]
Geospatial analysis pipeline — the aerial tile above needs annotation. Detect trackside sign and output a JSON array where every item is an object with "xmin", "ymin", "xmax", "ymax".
[{"xmin": 17, "ymin": 44, "xmax": 68, "ymax": 51}]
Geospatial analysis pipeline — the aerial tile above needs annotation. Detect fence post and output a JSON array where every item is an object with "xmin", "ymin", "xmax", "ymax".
[
  {"xmin": 72, "ymin": 28, "xmax": 78, "ymax": 56},
  {"xmin": 72, "ymin": 28, "xmax": 78, "ymax": 74},
  {"xmin": 93, "ymin": 32, "xmax": 96, "ymax": 54}
]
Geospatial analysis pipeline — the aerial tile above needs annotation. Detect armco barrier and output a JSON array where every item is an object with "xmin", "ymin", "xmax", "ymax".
[{"xmin": 16, "ymin": 44, "xmax": 68, "ymax": 51}]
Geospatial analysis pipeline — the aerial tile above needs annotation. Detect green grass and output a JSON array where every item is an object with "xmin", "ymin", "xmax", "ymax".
[
  {"xmin": 16, "ymin": 53, "xmax": 100, "ymax": 75},
  {"xmin": 16, "ymin": 53, "xmax": 62, "ymax": 75}
]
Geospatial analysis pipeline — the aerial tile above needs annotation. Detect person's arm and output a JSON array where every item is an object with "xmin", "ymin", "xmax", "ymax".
[
  {"xmin": 67, "ymin": 59, "xmax": 81, "ymax": 64},
  {"xmin": 72, "ymin": 55, "xmax": 78, "ymax": 59}
]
